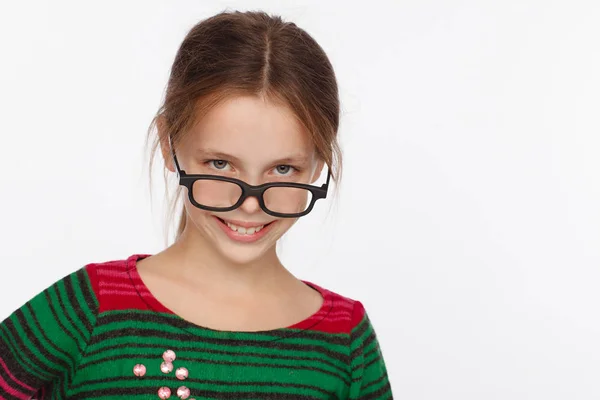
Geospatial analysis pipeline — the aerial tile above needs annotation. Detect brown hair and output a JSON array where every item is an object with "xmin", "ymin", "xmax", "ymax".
[{"xmin": 147, "ymin": 10, "xmax": 342, "ymax": 240}]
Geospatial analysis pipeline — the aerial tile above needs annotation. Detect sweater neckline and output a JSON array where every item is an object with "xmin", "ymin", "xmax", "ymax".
[{"xmin": 125, "ymin": 254, "xmax": 333, "ymax": 340}]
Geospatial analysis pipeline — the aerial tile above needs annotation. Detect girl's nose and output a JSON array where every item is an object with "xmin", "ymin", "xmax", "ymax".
[{"xmin": 239, "ymin": 195, "xmax": 261, "ymax": 214}]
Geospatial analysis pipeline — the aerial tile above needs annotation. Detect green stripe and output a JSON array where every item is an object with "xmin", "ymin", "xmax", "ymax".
[
  {"xmin": 24, "ymin": 302, "xmax": 71, "ymax": 361},
  {"xmin": 82, "ymin": 340, "xmax": 349, "ymax": 377},
  {"xmin": 45, "ymin": 288, "xmax": 82, "ymax": 353},
  {"xmin": 18, "ymin": 305, "xmax": 70, "ymax": 369},
  {"xmin": 92, "ymin": 312, "xmax": 348, "ymax": 359},
  {"xmin": 55, "ymin": 278, "xmax": 87, "ymax": 344},
  {"xmin": 64, "ymin": 271, "xmax": 94, "ymax": 334}
]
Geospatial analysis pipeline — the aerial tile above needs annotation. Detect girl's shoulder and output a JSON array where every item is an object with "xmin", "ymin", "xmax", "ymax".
[
  {"xmin": 83, "ymin": 253, "xmax": 156, "ymax": 314},
  {"xmin": 291, "ymin": 279, "xmax": 371, "ymax": 336}
]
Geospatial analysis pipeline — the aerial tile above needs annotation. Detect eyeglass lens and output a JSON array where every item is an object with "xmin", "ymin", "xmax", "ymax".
[{"xmin": 191, "ymin": 179, "xmax": 314, "ymax": 214}]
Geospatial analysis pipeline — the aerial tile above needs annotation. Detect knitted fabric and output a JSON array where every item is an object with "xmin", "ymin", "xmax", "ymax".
[{"xmin": 0, "ymin": 254, "xmax": 392, "ymax": 399}]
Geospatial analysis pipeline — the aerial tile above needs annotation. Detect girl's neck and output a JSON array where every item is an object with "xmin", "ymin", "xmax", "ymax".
[{"xmin": 156, "ymin": 226, "xmax": 291, "ymax": 295}]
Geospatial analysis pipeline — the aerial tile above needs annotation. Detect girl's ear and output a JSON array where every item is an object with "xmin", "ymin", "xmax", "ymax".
[
  {"xmin": 157, "ymin": 115, "xmax": 175, "ymax": 173},
  {"xmin": 310, "ymin": 159, "xmax": 325, "ymax": 184}
]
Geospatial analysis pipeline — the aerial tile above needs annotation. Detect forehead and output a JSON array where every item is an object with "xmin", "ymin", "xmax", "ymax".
[{"xmin": 186, "ymin": 95, "xmax": 314, "ymax": 160}]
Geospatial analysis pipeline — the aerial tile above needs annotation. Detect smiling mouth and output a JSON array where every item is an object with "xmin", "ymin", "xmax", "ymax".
[{"xmin": 216, "ymin": 217, "xmax": 274, "ymax": 235}]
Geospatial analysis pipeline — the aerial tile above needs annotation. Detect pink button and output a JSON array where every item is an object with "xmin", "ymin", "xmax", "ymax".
[
  {"xmin": 176, "ymin": 386, "xmax": 190, "ymax": 399},
  {"xmin": 175, "ymin": 367, "xmax": 188, "ymax": 380},
  {"xmin": 132, "ymin": 364, "xmax": 146, "ymax": 377},
  {"xmin": 158, "ymin": 386, "xmax": 171, "ymax": 399},
  {"xmin": 161, "ymin": 361, "xmax": 174, "ymax": 374},
  {"xmin": 163, "ymin": 349, "xmax": 176, "ymax": 362}
]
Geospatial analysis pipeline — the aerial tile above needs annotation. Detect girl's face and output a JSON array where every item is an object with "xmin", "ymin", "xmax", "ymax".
[{"xmin": 167, "ymin": 95, "xmax": 323, "ymax": 265}]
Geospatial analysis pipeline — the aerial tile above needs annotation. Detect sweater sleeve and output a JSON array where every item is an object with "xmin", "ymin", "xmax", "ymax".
[
  {"xmin": 0, "ymin": 266, "xmax": 98, "ymax": 399},
  {"xmin": 348, "ymin": 301, "xmax": 393, "ymax": 399}
]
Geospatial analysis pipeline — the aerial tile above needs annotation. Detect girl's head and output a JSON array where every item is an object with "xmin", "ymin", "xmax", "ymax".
[{"xmin": 148, "ymin": 10, "xmax": 341, "ymax": 264}]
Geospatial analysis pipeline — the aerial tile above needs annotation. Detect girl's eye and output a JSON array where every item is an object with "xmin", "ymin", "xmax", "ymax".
[
  {"xmin": 274, "ymin": 165, "xmax": 294, "ymax": 175},
  {"xmin": 209, "ymin": 160, "xmax": 230, "ymax": 170}
]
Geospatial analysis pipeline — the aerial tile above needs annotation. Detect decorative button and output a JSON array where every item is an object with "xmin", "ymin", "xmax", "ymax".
[
  {"xmin": 163, "ymin": 349, "xmax": 176, "ymax": 362},
  {"xmin": 175, "ymin": 367, "xmax": 188, "ymax": 380},
  {"xmin": 158, "ymin": 386, "xmax": 171, "ymax": 399},
  {"xmin": 132, "ymin": 364, "xmax": 146, "ymax": 377},
  {"xmin": 176, "ymin": 386, "xmax": 190, "ymax": 399},
  {"xmin": 160, "ymin": 361, "xmax": 174, "ymax": 374}
]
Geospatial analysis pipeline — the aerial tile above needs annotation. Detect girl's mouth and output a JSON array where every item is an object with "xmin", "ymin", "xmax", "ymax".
[{"xmin": 214, "ymin": 217, "xmax": 276, "ymax": 243}]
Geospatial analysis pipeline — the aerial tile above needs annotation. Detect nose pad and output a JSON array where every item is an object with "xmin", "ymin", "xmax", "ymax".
[{"xmin": 239, "ymin": 194, "xmax": 261, "ymax": 214}]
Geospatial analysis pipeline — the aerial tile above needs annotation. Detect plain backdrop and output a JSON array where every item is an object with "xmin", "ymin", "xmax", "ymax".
[{"xmin": 1, "ymin": 0, "xmax": 599, "ymax": 398}]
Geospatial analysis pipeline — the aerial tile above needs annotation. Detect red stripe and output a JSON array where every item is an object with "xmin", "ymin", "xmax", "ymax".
[
  {"xmin": 0, "ymin": 361, "xmax": 30, "ymax": 399},
  {"xmin": 0, "ymin": 357, "xmax": 35, "ymax": 393}
]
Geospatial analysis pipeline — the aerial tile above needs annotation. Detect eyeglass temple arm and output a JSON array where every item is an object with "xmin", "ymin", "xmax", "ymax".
[
  {"xmin": 168, "ymin": 136, "xmax": 183, "ymax": 175},
  {"xmin": 323, "ymin": 166, "xmax": 331, "ymax": 188}
]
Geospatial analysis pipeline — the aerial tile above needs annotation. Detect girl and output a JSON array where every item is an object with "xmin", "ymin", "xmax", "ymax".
[{"xmin": 0, "ymin": 10, "xmax": 392, "ymax": 400}]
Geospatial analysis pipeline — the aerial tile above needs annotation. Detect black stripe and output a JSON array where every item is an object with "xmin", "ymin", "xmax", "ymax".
[
  {"xmin": 69, "ymin": 375, "xmax": 332, "ymax": 396},
  {"xmin": 61, "ymin": 268, "xmax": 99, "ymax": 400},
  {"xmin": 351, "ymin": 316, "xmax": 370, "ymax": 342},
  {"xmin": 351, "ymin": 330, "xmax": 378, "ymax": 373},
  {"xmin": 0, "ymin": 319, "xmax": 69, "ymax": 400},
  {"xmin": 0, "ymin": 315, "xmax": 53, "ymax": 382},
  {"xmin": 359, "ymin": 380, "xmax": 392, "ymax": 400},
  {"xmin": 44, "ymin": 289, "xmax": 82, "ymax": 354},
  {"xmin": 193, "ymin": 388, "xmax": 324, "ymax": 400},
  {"xmin": 75, "ymin": 352, "xmax": 350, "ymax": 386},
  {"xmin": 24, "ymin": 302, "xmax": 70, "ymax": 361},
  {"xmin": 96, "ymin": 310, "xmax": 348, "ymax": 344},
  {"xmin": 268, "ymin": 327, "xmax": 349, "ymax": 345},
  {"xmin": 39, "ymin": 286, "xmax": 87, "ymax": 400},
  {"xmin": 89, "ymin": 323, "xmax": 349, "ymax": 364},
  {"xmin": 352, "ymin": 330, "xmax": 375, "ymax": 360},
  {"xmin": 0, "ymin": 339, "xmax": 37, "ymax": 398},
  {"xmin": 71, "ymin": 385, "xmax": 324, "ymax": 400},
  {"xmin": 364, "ymin": 354, "xmax": 383, "ymax": 370},
  {"xmin": 83, "ymin": 340, "xmax": 348, "ymax": 376},
  {"xmin": 22, "ymin": 298, "xmax": 89, "ymax": 400},
  {"xmin": 58, "ymin": 278, "xmax": 87, "ymax": 343},
  {"xmin": 14, "ymin": 307, "xmax": 70, "ymax": 372},
  {"xmin": 362, "ymin": 329, "xmax": 376, "ymax": 351},
  {"xmin": 361, "ymin": 373, "xmax": 388, "ymax": 392},
  {"xmin": 70, "ymin": 269, "xmax": 97, "ymax": 333},
  {"xmin": 364, "ymin": 345, "xmax": 382, "ymax": 366}
]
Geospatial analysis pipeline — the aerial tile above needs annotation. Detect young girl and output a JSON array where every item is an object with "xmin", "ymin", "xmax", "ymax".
[{"xmin": 0, "ymin": 10, "xmax": 392, "ymax": 400}]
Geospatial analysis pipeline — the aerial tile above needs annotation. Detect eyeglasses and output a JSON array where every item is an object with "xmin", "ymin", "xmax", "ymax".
[{"xmin": 170, "ymin": 143, "xmax": 330, "ymax": 218}]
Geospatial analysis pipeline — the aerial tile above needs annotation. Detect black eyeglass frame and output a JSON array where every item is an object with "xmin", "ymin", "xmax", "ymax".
[{"xmin": 169, "ymin": 142, "xmax": 330, "ymax": 218}]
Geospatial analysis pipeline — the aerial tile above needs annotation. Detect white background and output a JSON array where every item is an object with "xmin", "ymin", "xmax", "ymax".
[{"xmin": 1, "ymin": 0, "xmax": 599, "ymax": 398}]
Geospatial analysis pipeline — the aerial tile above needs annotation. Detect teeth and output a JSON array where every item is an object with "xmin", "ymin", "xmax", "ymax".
[{"xmin": 225, "ymin": 221, "xmax": 265, "ymax": 235}]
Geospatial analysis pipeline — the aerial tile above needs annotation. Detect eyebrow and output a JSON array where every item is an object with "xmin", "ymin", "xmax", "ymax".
[{"xmin": 195, "ymin": 149, "xmax": 311, "ymax": 165}]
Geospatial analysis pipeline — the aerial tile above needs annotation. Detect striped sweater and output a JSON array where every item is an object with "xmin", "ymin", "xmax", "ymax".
[{"xmin": 0, "ymin": 254, "xmax": 392, "ymax": 399}]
